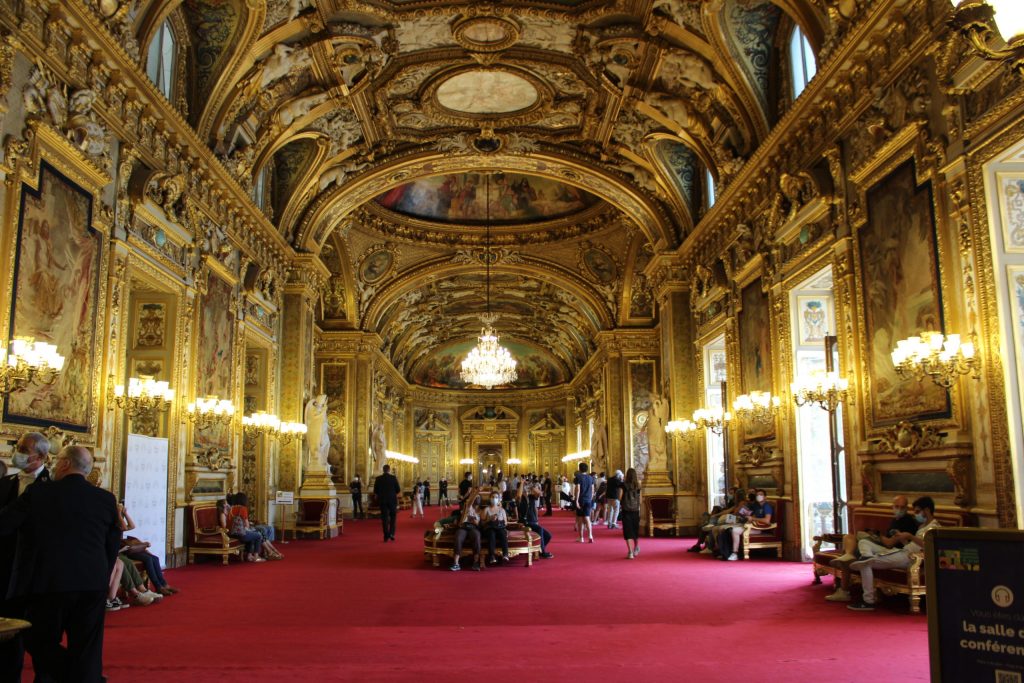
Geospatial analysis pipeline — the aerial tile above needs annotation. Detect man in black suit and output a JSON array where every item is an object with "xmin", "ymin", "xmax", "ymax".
[
  {"xmin": 350, "ymin": 474, "xmax": 363, "ymax": 519},
  {"xmin": 0, "ymin": 431, "xmax": 52, "ymax": 680},
  {"xmin": 372, "ymin": 464, "xmax": 401, "ymax": 542},
  {"xmin": 0, "ymin": 445, "xmax": 120, "ymax": 683}
]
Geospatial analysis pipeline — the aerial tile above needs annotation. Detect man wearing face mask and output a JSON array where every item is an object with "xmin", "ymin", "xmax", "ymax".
[
  {"xmin": 824, "ymin": 495, "xmax": 919, "ymax": 602},
  {"xmin": 0, "ymin": 445, "xmax": 121, "ymax": 682},
  {"xmin": 847, "ymin": 496, "xmax": 941, "ymax": 611},
  {"xmin": 0, "ymin": 432, "xmax": 52, "ymax": 680}
]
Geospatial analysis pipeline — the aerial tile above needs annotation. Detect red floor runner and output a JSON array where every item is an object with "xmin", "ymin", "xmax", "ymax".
[{"xmin": 30, "ymin": 509, "xmax": 930, "ymax": 681}]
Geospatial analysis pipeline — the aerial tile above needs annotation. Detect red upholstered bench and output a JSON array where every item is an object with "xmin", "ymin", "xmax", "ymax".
[
  {"xmin": 423, "ymin": 523, "xmax": 541, "ymax": 568},
  {"xmin": 186, "ymin": 502, "xmax": 243, "ymax": 565},
  {"xmin": 812, "ymin": 505, "xmax": 976, "ymax": 612}
]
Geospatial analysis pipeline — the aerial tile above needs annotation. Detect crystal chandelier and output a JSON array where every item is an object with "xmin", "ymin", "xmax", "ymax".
[{"xmin": 460, "ymin": 174, "xmax": 517, "ymax": 390}]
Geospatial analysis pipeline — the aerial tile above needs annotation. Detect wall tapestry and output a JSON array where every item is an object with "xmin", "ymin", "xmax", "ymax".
[
  {"xmin": 195, "ymin": 273, "xmax": 235, "ymax": 451},
  {"xmin": 859, "ymin": 160, "xmax": 949, "ymax": 426},
  {"xmin": 6, "ymin": 163, "xmax": 101, "ymax": 431},
  {"xmin": 628, "ymin": 359, "xmax": 656, "ymax": 476}
]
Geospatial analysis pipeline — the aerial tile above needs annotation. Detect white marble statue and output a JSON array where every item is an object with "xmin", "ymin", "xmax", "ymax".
[
  {"xmin": 303, "ymin": 394, "xmax": 331, "ymax": 473},
  {"xmin": 370, "ymin": 422, "xmax": 386, "ymax": 471}
]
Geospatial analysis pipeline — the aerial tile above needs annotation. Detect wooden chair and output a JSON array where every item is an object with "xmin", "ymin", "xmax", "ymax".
[
  {"xmin": 740, "ymin": 498, "xmax": 785, "ymax": 559},
  {"xmin": 646, "ymin": 495, "xmax": 677, "ymax": 537},
  {"xmin": 186, "ymin": 503, "xmax": 243, "ymax": 565},
  {"xmin": 294, "ymin": 498, "xmax": 331, "ymax": 539}
]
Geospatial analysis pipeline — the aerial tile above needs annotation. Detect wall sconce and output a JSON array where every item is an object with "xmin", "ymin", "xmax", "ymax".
[
  {"xmin": 665, "ymin": 419, "xmax": 698, "ymax": 439},
  {"xmin": 385, "ymin": 450, "xmax": 419, "ymax": 463},
  {"xmin": 242, "ymin": 410, "xmax": 281, "ymax": 438},
  {"xmin": 561, "ymin": 449, "xmax": 591, "ymax": 463},
  {"xmin": 692, "ymin": 407, "xmax": 732, "ymax": 435},
  {"xmin": 110, "ymin": 376, "xmax": 174, "ymax": 418},
  {"xmin": 949, "ymin": 0, "xmax": 1024, "ymax": 78},
  {"xmin": 507, "ymin": 457, "xmax": 522, "ymax": 465},
  {"xmin": 891, "ymin": 331, "xmax": 980, "ymax": 389},
  {"xmin": 732, "ymin": 391, "xmax": 781, "ymax": 425},
  {"xmin": 791, "ymin": 371, "xmax": 849, "ymax": 412},
  {"xmin": 277, "ymin": 421, "xmax": 307, "ymax": 445},
  {"xmin": 186, "ymin": 396, "xmax": 235, "ymax": 430},
  {"xmin": 459, "ymin": 457, "xmax": 474, "ymax": 465},
  {"xmin": 0, "ymin": 337, "xmax": 64, "ymax": 396}
]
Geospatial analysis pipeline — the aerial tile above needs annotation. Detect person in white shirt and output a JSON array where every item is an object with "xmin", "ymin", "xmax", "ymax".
[{"xmin": 847, "ymin": 496, "xmax": 941, "ymax": 611}]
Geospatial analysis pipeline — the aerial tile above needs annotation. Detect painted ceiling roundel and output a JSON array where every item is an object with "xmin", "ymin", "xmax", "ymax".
[
  {"xmin": 374, "ymin": 173, "xmax": 601, "ymax": 224},
  {"xmin": 435, "ymin": 71, "xmax": 539, "ymax": 114}
]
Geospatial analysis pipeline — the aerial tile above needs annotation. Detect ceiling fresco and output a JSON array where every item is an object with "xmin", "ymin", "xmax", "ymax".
[
  {"xmin": 177, "ymin": 0, "xmax": 814, "ymax": 387},
  {"xmin": 409, "ymin": 338, "xmax": 567, "ymax": 390},
  {"xmin": 373, "ymin": 173, "xmax": 602, "ymax": 224}
]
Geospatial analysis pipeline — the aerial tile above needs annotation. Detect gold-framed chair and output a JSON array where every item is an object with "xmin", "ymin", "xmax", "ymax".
[
  {"xmin": 646, "ymin": 495, "xmax": 677, "ymax": 537},
  {"xmin": 186, "ymin": 503, "xmax": 243, "ymax": 565}
]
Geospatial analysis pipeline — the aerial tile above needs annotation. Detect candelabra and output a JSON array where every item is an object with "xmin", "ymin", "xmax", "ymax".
[
  {"xmin": 385, "ymin": 450, "xmax": 419, "ymax": 464},
  {"xmin": 692, "ymin": 406, "xmax": 732, "ymax": 435},
  {"xmin": 186, "ymin": 396, "xmax": 235, "ymax": 430},
  {"xmin": 948, "ymin": 0, "xmax": 1024, "ymax": 78},
  {"xmin": 891, "ymin": 331, "xmax": 980, "ymax": 389},
  {"xmin": 561, "ymin": 449, "xmax": 591, "ymax": 463},
  {"xmin": 277, "ymin": 421, "xmax": 307, "ymax": 445},
  {"xmin": 665, "ymin": 419, "xmax": 698, "ymax": 439},
  {"xmin": 242, "ymin": 410, "xmax": 281, "ymax": 438},
  {"xmin": 732, "ymin": 391, "xmax": 781, "ymax": 425},
  {"xmin": 459, "ymin": 457, "xmax": 474, "ymax": 465},
  {"xmin": 791, "ymin": 371, "xmax": 849, "ymax": 412},
  {"xmin": 0, "ymin": 337, "xmax": 64, "ymax": 396},
  {"xmin": 110, "ymin": 376, "xmax": 174, "ymax": 419},
  {"xmin": 506, "ymin": 457, "xmax": 522, "ymax": 465}
]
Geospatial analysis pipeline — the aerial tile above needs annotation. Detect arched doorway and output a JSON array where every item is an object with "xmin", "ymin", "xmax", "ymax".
[{"xmin": 478, "ymin": 445, "xmax": 503, "ymax": 485}]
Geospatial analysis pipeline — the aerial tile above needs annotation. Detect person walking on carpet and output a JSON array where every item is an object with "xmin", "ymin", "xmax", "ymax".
[
  {"xmin": 374, "ymin": 464, "xmax": 401, "ymax": 541},
  {"xmin": 621, "ymin": 467, "xmax": 642, "ymax": 559}
]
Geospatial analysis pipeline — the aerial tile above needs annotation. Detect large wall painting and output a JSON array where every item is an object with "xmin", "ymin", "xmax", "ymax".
[
  {"xmin": 738, "ymin": 278, "xmax": 773, "ymax": 439},
  {"xmin": 409, "ymin": 338, "xmax": 566, "ymax": 389},
  {"xmin": 320, "ymin": 362, "xmax": 347, "ymax": 476},
  {"xmin": 859, "ymin": 160, "xmax": 949, "ymax": 426},
  {"xmin": 628, "ymin": 359, "xmax": 657, "ymax": 476},
  {"xmin": 195, "ymin": 273, "xmax": 235, "ymax": 451},
  {"xmin": 374, "ymin": 172, "xmax": 599, "ymax": 223},
  {"xmin": 6, "ymin": 163, "xmax": 101, "ymax": 431}
]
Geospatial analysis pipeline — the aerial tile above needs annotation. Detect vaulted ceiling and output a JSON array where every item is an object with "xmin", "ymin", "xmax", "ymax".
[{"xmin": 156, "ymin": 0, "xmax": 825, "ymax": 388}]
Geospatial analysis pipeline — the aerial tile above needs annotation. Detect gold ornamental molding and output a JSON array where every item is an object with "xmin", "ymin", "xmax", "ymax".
[
  {"xmin": 870, "ymin": 420, "xmax": 947, "ymax": 459},
  {"xmin": 294, "ymin": 149, "xmax": 679, "ymax": 253}
]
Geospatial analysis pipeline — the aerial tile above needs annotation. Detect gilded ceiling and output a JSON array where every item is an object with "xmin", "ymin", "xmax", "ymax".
[{"xmin": 159, "ymin": 0, "xmax": 825, "ymax": 388}]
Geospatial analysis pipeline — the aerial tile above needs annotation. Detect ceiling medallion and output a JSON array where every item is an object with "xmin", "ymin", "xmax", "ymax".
[
  {"xmin": 453, "ymin": 16, "xmax": 521, "ymax": 53},
  {"xmin": 435, "ymin": 69, "xmax": 539, "ymax": 115}
]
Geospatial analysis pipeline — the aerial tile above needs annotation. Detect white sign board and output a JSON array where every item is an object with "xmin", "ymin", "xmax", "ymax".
[
  {"xmin": 275, "ymin": 490, "xmax": 295, "ymax": 504},
  {"xmin": 124, "ymin": 434, "xmax": 169, "ymax": 567}
]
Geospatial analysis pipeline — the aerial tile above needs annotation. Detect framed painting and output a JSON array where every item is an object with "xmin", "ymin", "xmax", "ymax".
[
  {"xmin": 628, "ymin": 359, "xmax": 657, "ymax": 474},
  {"xmin": 582, "ymin": 247, "xmax": 617, "ymax": 284},
  {"xmin": 858, "ymin": 160, "xmax": 949, "ymax": 427},
  {"xmin": 359, "ymin": 249, "xmax": 393, "ymax": 284},
  {"xmin": 995, "ymin": 173, "xmax": 1024, "ymax": 253},
  {"xmin": 194, "ymin": 273, "xmax": 235, "ymax": 452},
  {"xmin": 1009, "ymin": 266, "xmax": 1024, "ymax": 423},
  {"xmin": 738, "ymin": 279, "xmax": 774, "ymax": 439},
  {"xmin": 4, "ymin": 163, "xmax": 102, "ymax": 432},
  {"xmin": 796, "ymin": 295, "xmax": 831, "ymax": 344}
]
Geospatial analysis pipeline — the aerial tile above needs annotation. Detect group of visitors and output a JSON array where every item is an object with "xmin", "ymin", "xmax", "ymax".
[
  {"xmin": 219, "ymin": 493, "xmax": 284, "ymax": 563},
  {"xmin": 566, "ymin": 463, "xmax": 642, "ymax": 557},
  {"xmin": 0, "ymin": 432, "xmax": 176, "ymax": 681},
  {"xmin": 688, "ymin": 487, "xmax": 775, "ymax": 561}
]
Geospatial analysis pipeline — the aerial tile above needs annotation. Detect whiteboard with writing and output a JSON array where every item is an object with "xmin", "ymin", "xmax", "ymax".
[{"xmin": 124, "ymin": 434, "xmax": 169, "ymax": 567}]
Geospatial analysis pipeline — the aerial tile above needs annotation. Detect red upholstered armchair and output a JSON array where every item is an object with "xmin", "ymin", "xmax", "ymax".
[
  {"xmin": 294, "ymin": 498, "xmax": 330, "ymax": 539},
  {"xmin": 740, "ymin": 498, "xmax": 784, "ymax": 559},
  {"xmin": 646, "ymin": 495, "xmax": 677, "ymax": 537},
  {"xmin": 187, "ymin": 503, "xmax": 243, "ymax": 565}
]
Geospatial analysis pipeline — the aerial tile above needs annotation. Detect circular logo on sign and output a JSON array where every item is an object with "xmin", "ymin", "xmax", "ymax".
[{"xmin": 992, "ymin": 585, "xmax": 1014, "ymax": 608}]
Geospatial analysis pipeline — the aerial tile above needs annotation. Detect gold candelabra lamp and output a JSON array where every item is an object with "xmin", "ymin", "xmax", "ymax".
[
  {"xmin": 276, "ymin": 420, "xmax": 307, "ymax": 445},
  {"xmin": 732, "ymin": 391, "xmax": 781, "ymax": 425},
  {"xmin": 692, "ymin": 406, "xmax": 732, "ymax": 435},
  {"xmin": 242, "ymin": 410, "xmax": 281, "ymax": 438},
  {"xmin": 890, "ymin": 331, "xmax": 980, "ymax": 389},
  {"xmin": 948, "ymin": 0, "xmax": 1024, "ymax": 78},
  {"xmin": 110, "ymin": 376, "xmax": 174, "ymax": 418},
  {"xmin": 791, "ymin": 371, "xmax": 849, "ymax": 412},
  {"xmin": 665, "ymin": 419, "xmax": 698, "ymax": 440},
  {"xmin": 0, "ymin": 337, "xmax": 65, "ymax": 396},
  {"xmin": 186, "ymin": 396, "xmax": 235, "ymax": 430}
]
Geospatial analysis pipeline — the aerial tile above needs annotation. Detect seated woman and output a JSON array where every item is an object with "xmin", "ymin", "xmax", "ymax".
[
  {"xmin": 451, "ymin": 491, "xmax": 482, "ymax": 572},
  {"xmin": 117, "ymin": 553, "xmax": 162, "ymax": 605},
  {"xmin": 481, "ymin": 493, "xmax": 510, "ymax": 565},
  {"xmin": 118, "ymin": 503, "xmax": 178, "ymax": 595},
  {"xmin": 230, "ymin": 492, "xmax": 283, "ymax": 559},
  {"xmin": 220, "ymin": 498, "xmax": 266, "ymax": 562}
]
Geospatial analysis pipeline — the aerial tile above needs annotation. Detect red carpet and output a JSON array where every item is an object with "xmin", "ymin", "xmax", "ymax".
[{"xmin": 30, "ymin": 510, "xmax": 930, "ymax": 681}]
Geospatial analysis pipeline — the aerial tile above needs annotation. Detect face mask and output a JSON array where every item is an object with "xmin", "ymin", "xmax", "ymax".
[
  {"xmin": 914, "ymin": 513, "xmax": 926, "ymax": 524},
  {"xmin": 491, "ymin": 498, "xmax": 500, "ymax": 506},
  {"xmin": 12, "ymin": 452, "xmax": 30, "ymax": 470},
  {"xmin": 756, "ymin": 495, "xmax": 765, "ymax": 503},
  {"xmin": 892, "ymin": 509, "xmax": 905, "ymax": 519}
]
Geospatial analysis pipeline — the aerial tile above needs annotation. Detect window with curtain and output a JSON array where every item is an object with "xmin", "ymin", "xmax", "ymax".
[
  {"xmin": 789, "ymin": 27, "xmax": 817, "ymax": 99},
  {"xmin": 146, "ymin": 20, "xmax": 176, "ymax": 100}
]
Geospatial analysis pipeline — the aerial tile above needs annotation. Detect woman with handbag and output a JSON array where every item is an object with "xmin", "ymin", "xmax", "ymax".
[{"xmin": 621, "ymin": 468, "xmax": 642, "ymax": 559}]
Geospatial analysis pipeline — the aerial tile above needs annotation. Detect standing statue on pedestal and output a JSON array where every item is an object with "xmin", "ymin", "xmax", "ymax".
[
  {"xmin": 647, "ymin": 392, "xmax": 670, "ymax": 472},
  {"xmin": 590, "ymin": 422, "xmax": 609, "ymax": 474},
  {"xmin": 370, "ymin": 422, "xmax": 387, "ymax": 474},
  {"xmin": 303, "ymin": 394, "xmax": 331, "ymax": 475}
]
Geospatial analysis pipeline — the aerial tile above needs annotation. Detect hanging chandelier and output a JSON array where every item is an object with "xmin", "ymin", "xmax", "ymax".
[{"xmin": 460, "ymin": 174, "xmax": 518, "ymax": 390}]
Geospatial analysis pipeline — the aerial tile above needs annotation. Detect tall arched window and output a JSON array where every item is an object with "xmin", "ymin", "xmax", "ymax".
[
  {"xmin": 253, "ymin": 165, "xmax": 269, "ymax": 210},
  {"xmin": 146, "ymin": 19, "xmax": 176, "ymax": 100},
  {"xmin": 705, "ymin": 168, "xmax": 716, "ymax": 209},
  {"xmin": 789, "ymin": 26, "xmax": 816, "ymax": 99}
]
